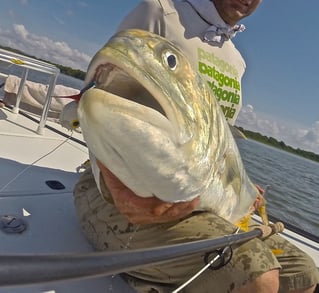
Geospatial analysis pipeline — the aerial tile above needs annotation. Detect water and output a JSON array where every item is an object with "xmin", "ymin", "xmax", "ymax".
[
  {"xmin": 1, "ymin": 67, "xmax": 318, "ymax": 237},
  {"xmin": 237, "ymin": 139, "xmax": 319, "ymax": 237}
]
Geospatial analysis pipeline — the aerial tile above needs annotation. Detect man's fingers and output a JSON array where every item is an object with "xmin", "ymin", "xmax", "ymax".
[
  {"xmin": 96, "ymin": 159, "xmax": 200, "ymax": 224},
  {"xmin": 158, "ymin": 197, "xmax": 200, "ymax": 218},
  {"xmin": 152, "ymin": 201, "xmax": 174, "ymax": 216}
]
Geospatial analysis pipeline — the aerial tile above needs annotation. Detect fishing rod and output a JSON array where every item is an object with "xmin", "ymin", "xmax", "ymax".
[
  {"xmin": 0, "ymin": 228, "xmax": 262, "ymax": 287},
  {"xmin": 257, "ymin": 185, "xmax": 319, "ymax": 244}
]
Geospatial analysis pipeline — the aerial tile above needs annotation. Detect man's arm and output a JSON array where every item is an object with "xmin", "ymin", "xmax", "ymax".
[
  {"xmin": 97, "ymin": 160, "xmax": 200, "ymax": 225},
  {"xmin": 117, "ymin": 0, "xmax": 165, "ymax": 36}
]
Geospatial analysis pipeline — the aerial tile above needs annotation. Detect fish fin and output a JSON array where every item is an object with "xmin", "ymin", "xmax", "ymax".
[
  {"xmin": 229, "ymin": 125, "xmax": 247, "ymax": 139},
  {"xmin": 222, "ymin": 153, "xmax": 241, "ymax": 196},
  {"xmin": 76, "ymin": 159, "xmax": 91, "ymax": 173},
  {"xmin": 256, "ymin": 195, "xmax": 269, "ymax": 225},
  {"xmin": 235, "ymin": 214, "xmax": 252, "ymax": 232},
  {"xmin": 271, "ymin": 249, "xmax": 284, "ymax": 255}
]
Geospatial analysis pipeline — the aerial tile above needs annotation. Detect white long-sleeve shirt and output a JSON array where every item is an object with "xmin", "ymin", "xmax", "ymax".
[{"xmin": 118, "ymin": 0, "xmax": 246, "ymax": 125}]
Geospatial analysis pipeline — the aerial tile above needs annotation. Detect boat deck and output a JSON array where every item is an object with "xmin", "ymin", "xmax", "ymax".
[{"xmin": 0, "ymin": 106, "xmax": 134, "ymax": 292}]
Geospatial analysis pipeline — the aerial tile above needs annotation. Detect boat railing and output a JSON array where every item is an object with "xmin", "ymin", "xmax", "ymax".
[{"xmin": 0, "ymin": 48, "xmax": 60, "ymax": 135}]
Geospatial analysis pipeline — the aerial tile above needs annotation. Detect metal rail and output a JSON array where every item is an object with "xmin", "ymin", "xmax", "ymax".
[{"xmin": 0, "ymin": 48, "xmax": 60, "ymax": 135}]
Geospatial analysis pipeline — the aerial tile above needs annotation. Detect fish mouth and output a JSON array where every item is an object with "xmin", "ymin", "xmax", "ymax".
[{"xmin": 91, "ymin": 61, "xmax": 167, "ymax": 118}]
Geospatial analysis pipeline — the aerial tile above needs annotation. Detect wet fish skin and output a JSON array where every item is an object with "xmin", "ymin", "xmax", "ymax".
[{"xmin": 78, "ymin": 29, "xmax": 259, "ymax": 223}]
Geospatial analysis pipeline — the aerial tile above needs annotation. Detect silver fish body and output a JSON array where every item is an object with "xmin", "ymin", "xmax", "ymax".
[{"xmin": 78, "ymin": 29, "xmax": 258, "ymax": 223}]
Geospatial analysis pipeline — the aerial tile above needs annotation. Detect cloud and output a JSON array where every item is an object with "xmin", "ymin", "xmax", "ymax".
[
  {"xmin": 298, "ymin": 121, "xmax": 319, "ymax": 152},
  {"xmin": 77, "ymin": 1, "xmax": 88, "ymax": 8},
  {"xmin": 236, "ymin": 104, "xmax": 319, "ymax": 154},
  {"xmin": 66, "ymin": 10, "xmax": 74, "ymax": 17},
  {"xmin": 0, "ymin": 24, "xmax": 91, "ymax": 71},
  {"xmin": 53, "ymin": 15, "xmax": 65, "ymax": 25},
  {"xmin": 9, "ymin": 10, "xmax": 15, "ymax": 18},
  {"xmin": 13, "ymin": 24, "xmax": 28, "ymax": 39},
  {"xmin": 237, "ymin": 104, "xmax": 256, "ymax": 126}
]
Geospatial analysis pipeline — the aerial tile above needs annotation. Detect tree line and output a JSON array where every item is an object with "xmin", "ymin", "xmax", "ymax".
[{"xmin": 236, "ymin": 126, "xmax": 319, "ymax": 163}]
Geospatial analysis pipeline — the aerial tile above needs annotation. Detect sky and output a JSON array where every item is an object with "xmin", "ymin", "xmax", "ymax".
[{"xmin": 0, "ymin": 0, "xmax": 318, "ymax": 154}]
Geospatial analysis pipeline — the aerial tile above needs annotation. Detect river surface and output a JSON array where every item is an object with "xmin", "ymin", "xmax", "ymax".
[
  {"xmin": 1, "ymin": 67, "xmax": 318, "ymax": 237},
  {"xmin": 237, "ymin": 139, "xmax": 319, "ymax": 237}
]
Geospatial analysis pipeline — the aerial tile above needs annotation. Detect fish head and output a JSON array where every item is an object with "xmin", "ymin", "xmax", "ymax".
[
  {"xmin": 83, "ymin": 29, "xmax": 212, "ymax": 142},
  {"xmin": 78, "ymin": 29, "xmax": 225, "ymax": 203}
]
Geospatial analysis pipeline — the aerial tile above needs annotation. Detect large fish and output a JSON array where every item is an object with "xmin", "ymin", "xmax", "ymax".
[{"xmin": 77, "ymin": 29, "xmax": 259, "ymax": 223}]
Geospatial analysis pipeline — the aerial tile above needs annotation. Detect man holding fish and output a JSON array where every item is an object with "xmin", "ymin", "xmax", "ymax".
[{"xmin": 73, "ymin": 0, "xmax": 319, "ymax": 292}]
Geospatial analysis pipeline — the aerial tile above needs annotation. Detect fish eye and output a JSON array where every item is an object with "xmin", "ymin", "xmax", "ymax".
[{"xmin": 163, "ymin": 51, "xmax": 177, "ymax": 70}]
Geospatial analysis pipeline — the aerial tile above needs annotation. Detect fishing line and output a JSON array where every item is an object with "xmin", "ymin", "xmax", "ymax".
[
  {"xmin": 124, "ymin": 224, "xmax": 141, "ymax": 249},
  {"xmin": 0, "ymin": 133, "xmax": 73, "ymax": 193},
  {"xmin": 109, "ymin": 224, "xmax": 140, "ymax": 292},
  {"xmin": 172, "ymin": 227, "xmax": 240, "ymax": 293},
  {"xmin": 172, "ymin": 254, "xmax": 220, "ymax": 293}
]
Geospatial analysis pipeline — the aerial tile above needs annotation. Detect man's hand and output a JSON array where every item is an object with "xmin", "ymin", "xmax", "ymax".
[
  {"xmin": 253, "ymin": 184, "xmax": 266, "ymax": 210},
  {"xmin": 254, "ymin": 184, "xmax": 269, "ymax": 225},
  {"xmin": 97, "ymin": 160, "xmax": 200, "ymax": 225}
]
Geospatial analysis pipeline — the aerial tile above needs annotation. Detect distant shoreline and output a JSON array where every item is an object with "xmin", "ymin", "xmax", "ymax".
[{"xmin": 236, "ymin": 126, "xmax": 319, "ymax": 163}]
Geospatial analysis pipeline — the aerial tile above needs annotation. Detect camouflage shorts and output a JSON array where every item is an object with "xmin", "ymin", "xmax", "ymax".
[{"xmin": 74, "ymin": 168, "xmax": 319, "ymax": 292}]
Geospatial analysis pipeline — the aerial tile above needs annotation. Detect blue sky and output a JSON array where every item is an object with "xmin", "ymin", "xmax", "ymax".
[{"xmin": 0, "ymin": 0, "xmax": 319, "ymax": 154}]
